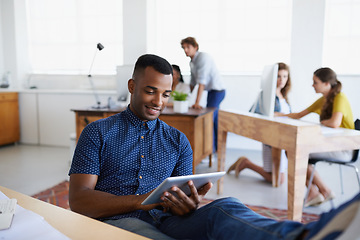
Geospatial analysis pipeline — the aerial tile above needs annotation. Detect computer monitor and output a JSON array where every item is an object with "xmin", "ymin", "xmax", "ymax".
[
  {"xmin": 115, "ymin": 65, "xmax": 133, "ymax": 107},
  {"xmin": 250, "ymin": 64, "xmax": 278, "ymax": 118}
]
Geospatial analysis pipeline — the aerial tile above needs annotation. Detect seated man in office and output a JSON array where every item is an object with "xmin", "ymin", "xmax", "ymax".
[{"xmin": 69, "ymin": 54, "xmax": 360, "ymax": 240}]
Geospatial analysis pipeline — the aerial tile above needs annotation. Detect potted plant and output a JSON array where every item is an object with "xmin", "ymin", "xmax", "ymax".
[{"xmin": 171, "ymin": 91, "xmax": 189, "ymax": 113}]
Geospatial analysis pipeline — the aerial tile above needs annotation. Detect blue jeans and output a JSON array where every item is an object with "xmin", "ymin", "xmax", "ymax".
[
  {"xmin": 207, "ymin": 90, "xmax": 225, "ymax": 152},
  {"xmin": 144, "ymin": 197, "xmax": 304, "ymax": 240},
  {"xmin": 106, "ymin": 193, "xmax": 360, "ymax": 239}
]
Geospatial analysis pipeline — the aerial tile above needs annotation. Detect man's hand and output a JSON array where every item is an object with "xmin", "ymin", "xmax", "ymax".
[
  {"xmin": 160, "ymin": 180, "xmax": 212, "ymax": 216},
  {"xmin": 191, "ymin": 103, "xmax": 203, "ymax": 109},
  {"xmin": 138, "ymin": 191, "xmax": 163, "ymax": 211}
]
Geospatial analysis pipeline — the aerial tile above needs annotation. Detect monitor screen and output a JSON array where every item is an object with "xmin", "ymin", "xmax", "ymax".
[
  {"xmin": 250, "ymin": 64, "xmax": 278, "ymax": 118},
  {"xmin": 116, "ymin": 65, "xmax": 133, "ymax": 103}
]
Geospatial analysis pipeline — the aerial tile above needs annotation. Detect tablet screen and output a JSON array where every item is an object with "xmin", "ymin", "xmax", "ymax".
[{"xmin": 141, "ymin": 171, "xmax": 225, "ymax": 205}]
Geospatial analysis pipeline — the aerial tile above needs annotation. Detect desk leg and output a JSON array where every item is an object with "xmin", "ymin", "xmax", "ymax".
[
  {"xmin": 271, "ymin": 148, "xmax": 282, "ymax": 187},
  {"xmin": 217, "ymin": 129, "xmax": 228, "ymax": 194},
  {"xmin": 287, "ymin": 150, "xmax": 308, "ymax": 221}
]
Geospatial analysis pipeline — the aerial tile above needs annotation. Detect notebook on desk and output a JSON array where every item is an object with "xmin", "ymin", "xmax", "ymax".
[{"xmin": 0, "ymin": 198, "xmax": 17, "ymax": 230}]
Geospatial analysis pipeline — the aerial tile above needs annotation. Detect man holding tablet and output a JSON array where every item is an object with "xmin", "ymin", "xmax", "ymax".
[{"xmin": 69, "ymin": 54, "xmax": 360, "ymax": 240}]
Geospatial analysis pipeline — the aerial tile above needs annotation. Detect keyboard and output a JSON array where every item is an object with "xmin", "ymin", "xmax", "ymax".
[{"xmin": 0, "ymin": 198, "xmax": 17, "ymax": 230}]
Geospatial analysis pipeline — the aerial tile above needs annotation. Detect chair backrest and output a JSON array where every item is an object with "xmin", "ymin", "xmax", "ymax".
[
  {"xmin": 355, "ymin": 119, "xmax": 360, "ymax": 131},
  {"xmin": 351, "ymin": 119, "xmax": 360, "ymax": 162}
]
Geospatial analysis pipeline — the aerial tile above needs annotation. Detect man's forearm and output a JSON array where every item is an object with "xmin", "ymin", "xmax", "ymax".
[
  {"xmin": 195, "ymin": 84, "xmax": 205, "ymax": 105},
  {"xmin": 69, "ymin": 187, "xmax": 152, "ymax": 219}
]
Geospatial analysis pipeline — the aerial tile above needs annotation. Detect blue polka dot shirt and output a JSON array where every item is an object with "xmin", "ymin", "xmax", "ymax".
[{"xmin": 69, "ymin": 107, "xmax": 193, "ymax": 220}]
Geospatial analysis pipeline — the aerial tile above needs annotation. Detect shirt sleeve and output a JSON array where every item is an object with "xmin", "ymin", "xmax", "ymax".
[
  {"xmin": 69, "ymin": 122, "xmax": 102, "ymax": 176},
  {"xmin": 332, "ymin": 93, "xmax": 354, "ymax": 129},
  {"xmin": 190, "ymin": 63, "xmax": 196, "ymax": 87},
  {"xmin": 333, "ymin": 93, "xmax": 347, "ymax": 113},
  {"xmin": 171, "ymin": 132, "xmax": 193, "ymax": 177},
  {"xmin": 307, "ymin": 97, "xmax": 324, "ymax": 115},
  {"xmin": 194, "ymin": 54, "xmax": 210, "ymax": 85}
]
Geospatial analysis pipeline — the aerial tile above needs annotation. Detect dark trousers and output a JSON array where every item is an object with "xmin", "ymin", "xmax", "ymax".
[{"xmin": 207, "ymin": 89, "xmax": 225, "ymax": 152}]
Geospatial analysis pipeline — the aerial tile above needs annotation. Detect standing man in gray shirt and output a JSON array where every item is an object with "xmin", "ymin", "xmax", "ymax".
[{"xmin": 181, "ymin": 37, "xmax": 225, "ymax": 151}]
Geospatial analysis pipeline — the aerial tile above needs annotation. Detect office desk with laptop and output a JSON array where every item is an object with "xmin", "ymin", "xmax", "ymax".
[
  {"xmin": 217, "ymin": 109, "xmax": 360, "ymax": 221},
  {"xmin": 72, "ymin": 106, "xmax": 215, "ymax": 173}
]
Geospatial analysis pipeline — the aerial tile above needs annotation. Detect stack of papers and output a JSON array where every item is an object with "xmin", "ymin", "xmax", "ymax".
[{"xmin": 0, "ymin": 191, "xmax": 69, "ymax": 240}]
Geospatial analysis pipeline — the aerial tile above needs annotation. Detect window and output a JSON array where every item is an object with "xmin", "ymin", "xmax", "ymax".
[
  {"xmin": 148, "ymin": 0, "xmax": 293, "ymax": 73},
  {"xmin": 323, "ymin": 0, "xmax": 360, "ymax": 74},
  {"xmin": 26, "ymin": 0, "xmax": 123, "ymax": 74}
]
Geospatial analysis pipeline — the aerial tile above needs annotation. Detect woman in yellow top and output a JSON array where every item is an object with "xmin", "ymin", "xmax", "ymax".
[{"xmin": 279, "ymin": 67, "xmax": 354, "ymax": 207}]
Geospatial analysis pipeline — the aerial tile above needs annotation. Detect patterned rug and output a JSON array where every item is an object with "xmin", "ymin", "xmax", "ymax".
[{"xmin": 32, "ymin": 181, "xmax": 319, "ymax": 223}]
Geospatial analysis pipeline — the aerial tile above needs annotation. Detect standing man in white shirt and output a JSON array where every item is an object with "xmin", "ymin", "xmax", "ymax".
[{"xmin": 181, "ymin": 37, "xmax": 225, "ymax": 152}]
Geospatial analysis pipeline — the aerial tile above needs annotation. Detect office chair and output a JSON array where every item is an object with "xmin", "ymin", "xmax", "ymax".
[{"xmin": 304, "ymin": 119, "xmax": 360, "ymax": 207}]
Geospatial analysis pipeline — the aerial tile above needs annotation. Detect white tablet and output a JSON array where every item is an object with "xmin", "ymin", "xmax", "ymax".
[{"xmin": 141, "ymin": 171, "xmax": 225, "ymax": 205}]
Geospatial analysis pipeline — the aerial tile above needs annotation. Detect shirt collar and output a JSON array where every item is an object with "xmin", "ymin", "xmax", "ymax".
[{"xmin": 124, "ymin": 106, "xmax": 157, "ymax": 129}]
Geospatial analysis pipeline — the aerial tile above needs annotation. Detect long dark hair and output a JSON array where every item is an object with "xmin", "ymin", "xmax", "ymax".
[
  {"xmin": 171, "ymin": 64, "xmax": 184, "ymax": 83},
  {"xmin": 314, "ymin": 67, "xmax": 342, "ymax": 121},
  {"xmin": 278, "ymin": 62, "xmax": 291, "ymax": 103}
]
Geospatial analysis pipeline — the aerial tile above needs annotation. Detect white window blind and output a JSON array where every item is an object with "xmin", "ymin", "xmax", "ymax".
[{"xmin": 26, "ymin": 0, "xmax": 123, "ymax": 74}]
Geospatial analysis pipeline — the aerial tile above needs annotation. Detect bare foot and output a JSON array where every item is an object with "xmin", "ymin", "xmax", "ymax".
[
  {"xmin": 227, "ymin": 160, "xmax": 239, "ymax": 174},
  {"xmin": 227, "ymin": 156, "xmax": 247, "ymax": 175},
  {"xmin": 234, "ymin": 157, "xmax": 249, "ymax": 178},
  {"xmin": 306, "ymin": 184, "xmax": 320, "ymax": 202},
  {"xmin": 318, "ymin": 187, "xmax": 334, "ymax": 201}
]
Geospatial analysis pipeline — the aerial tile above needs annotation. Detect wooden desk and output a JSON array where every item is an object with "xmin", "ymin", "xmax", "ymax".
[
  {"xmin": 217, "ymin": 110, "xmax": 360, "ymax": 221},
  {"xmin": 71, "ymin": 106, "xmax": 214, "ymax": 173},
  {"xmin": 0, "ymin": 186, "xmax": 148, "ymax": 240}
]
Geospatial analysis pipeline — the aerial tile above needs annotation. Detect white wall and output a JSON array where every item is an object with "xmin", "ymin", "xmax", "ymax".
[
  {"xmin": 290, "ymin": 0, "xmax": 326, "ymax": 112},
  {"xmin": 0, "ymin": 0, "xmax": 30, "ymax": 89},
  {"xmin": 123, "ymin": 0, "xmax": 147, "ymax": 65}
]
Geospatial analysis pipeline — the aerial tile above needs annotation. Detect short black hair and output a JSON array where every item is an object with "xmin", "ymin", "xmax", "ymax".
[{"xmin": 133, "ymin": 54, "xmax": 173, "ymax": 79}]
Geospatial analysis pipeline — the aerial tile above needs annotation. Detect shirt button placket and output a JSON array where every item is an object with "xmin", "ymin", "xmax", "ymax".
[{"xmin": 139, "ymin": 123, "xmax": 146, "ymax": 187}]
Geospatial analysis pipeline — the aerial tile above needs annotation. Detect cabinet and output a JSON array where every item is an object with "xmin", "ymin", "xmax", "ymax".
[{"xmin": 0, "ymin": 92, "xmax": 20, "ymax": 145}]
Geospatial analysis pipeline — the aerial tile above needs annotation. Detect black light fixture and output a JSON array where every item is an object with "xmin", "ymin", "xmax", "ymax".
[{"xmin": 88, "ymin": 43, "xmax": 106, "ymax": 109}]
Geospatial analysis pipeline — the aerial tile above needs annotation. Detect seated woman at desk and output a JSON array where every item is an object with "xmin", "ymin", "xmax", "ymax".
[
  {"xmin": 278, "ymin": 67, "xmax": 354, "ymax": 206},
  {"xmin": 227, "ymin": 62, "xmax": 291, "ymax": 185},
  {"xmin": 167, "ymin": 64, "xmax": 191, "ymax": 106}
]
